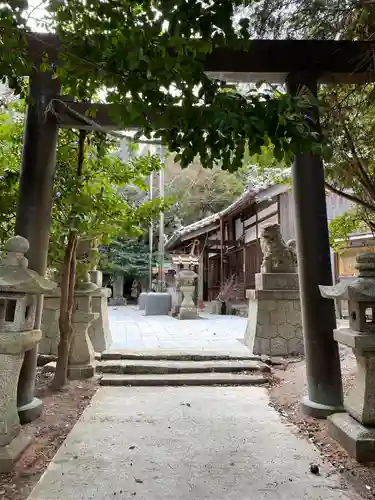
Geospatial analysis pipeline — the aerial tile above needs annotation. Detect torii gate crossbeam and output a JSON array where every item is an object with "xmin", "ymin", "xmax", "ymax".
[{"xmin": 15, "ymin": 33, "xmax": 375, "ymax": 424}]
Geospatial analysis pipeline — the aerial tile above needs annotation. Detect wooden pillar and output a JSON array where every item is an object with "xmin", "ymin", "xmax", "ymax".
[
  {"xmin": 287, "ymin": 72, "xmax": 343, "ymax": 418},
  {"xmin": 220, "ymin": 217, "xmax": 224, "ymax": 287},
  {"xmin": 15, "ymin": 70, "xmax": 60, "ymax": 424}
]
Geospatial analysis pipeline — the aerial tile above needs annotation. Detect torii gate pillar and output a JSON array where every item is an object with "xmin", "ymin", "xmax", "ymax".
[
  {"xmin": 287, "ymin": 72, "xmax": 344, "ymax": 418},
  {"xmin": 15, "ymin": 70, "xmax": 60, "ymax": 423}
]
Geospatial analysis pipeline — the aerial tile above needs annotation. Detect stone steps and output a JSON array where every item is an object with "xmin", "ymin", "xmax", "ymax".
[
  {"xmin": 100, "ymin": 373, "xmax": 269, "ymax": 386},
  {"xmin": 101, "ymin": 349, "xmax": 260, "ymax": 362},
  {"xmin": 98, "ymin": 352, "xmax": 271, "ymax": 386},
  {"xmin": 98, "ymin": 359, "xmax": 271, "ymax": 375}
]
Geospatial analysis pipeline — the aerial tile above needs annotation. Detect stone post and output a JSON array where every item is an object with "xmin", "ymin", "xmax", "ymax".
[
  {"xmin": 68, "ymin": 284, "xmax": 99, "ymax": 379},
  {"xmin": 320, "ymin": 253, "xmax": 375, "ymax": 461},
  {"xmin": 109, "ymin": 274, "xmax": 127, "ymax": 306},
  {"xmin": 15, "ymin": 70, "xmax": 61, "ymax": 424},
  {"xmin": 244, "ymin": 224, "xmax": 303, "ymax": 356},
  {"xmin": 88, "ymin": 287, "xmax": 112, "ymax": 353},
  {"xmin": 177, "ymin": 269, "xmax": 198, "ymax": 320},
  {"xmin": 0, "ymin": 236, "xmax": 56, "ymax": 471},
  {"xmin": 39, "ymin": 289, "xmax": 61, "ymax": 355},
  {"xmin": 87, "ymin": 270, "xmax": 112, "ymax": 352},
  {"xmin": 286, "ymin": 72, "xmax": 343, "ymax": 418}
]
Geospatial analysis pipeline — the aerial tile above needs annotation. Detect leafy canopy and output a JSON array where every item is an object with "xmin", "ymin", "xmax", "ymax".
[
  {"xmin": 37, "ymin": 0, "xmax": 322, "ymax": 171},
  {"xmin": 0, "ymin": 100, "xmax": 167, "ymax": 271}
]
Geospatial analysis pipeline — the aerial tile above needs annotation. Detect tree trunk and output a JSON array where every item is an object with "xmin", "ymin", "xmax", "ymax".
[{"xmin": 51, "ymin": 229, "xmax": 78, "ymax": 390}]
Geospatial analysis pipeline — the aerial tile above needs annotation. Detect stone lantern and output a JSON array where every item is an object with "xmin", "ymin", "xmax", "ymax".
[
  {"xmin": 68, "ymin": 277, "xmax": 100, "ymax": 379},
  {"xmin": 176, "ymin": 268, "xmax": 198, "ymax": 320},
  {"xmin": 0, "ymin": 236, "xmax": 56, "ymax": 472},
  {"xmin": 319, "ymin": 252, "xmax": 375, "ymax": 461}
]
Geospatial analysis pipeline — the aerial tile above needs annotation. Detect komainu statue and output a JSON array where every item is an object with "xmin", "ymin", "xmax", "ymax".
[{"xmin": 260, "ymin": 224, "xmax": 297, "ymax": 274}]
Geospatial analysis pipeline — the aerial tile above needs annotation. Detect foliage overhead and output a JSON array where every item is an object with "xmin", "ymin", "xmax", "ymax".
[
  {"xmin": 100, "ymin": 237, "xmax": 153, "ymax": 278},
  {"xmin": 246, "ymin": 0, "xmax": 375, "ymax": 40},
  {"xmin": 162, "ymin": 156, "xmax": 246, "ymax": 227},
  {"xmin": 0, "ymin": 100, "xmax": 166, "ymax": 274},
  {"xmin": 7, "ymin": 0, "xmax": 323, "ymax": 172}
]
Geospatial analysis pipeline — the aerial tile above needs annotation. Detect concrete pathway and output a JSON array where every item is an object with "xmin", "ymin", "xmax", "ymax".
[
  {"xmin": 27, "ymin": 386, "xmax": 359, "ymax": 500},
  {"xmin": 109, "ymin": 306, "xmax": 249, "ymax": 352}
]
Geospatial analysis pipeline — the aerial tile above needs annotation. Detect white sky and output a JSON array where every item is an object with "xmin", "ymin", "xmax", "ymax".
[{"xmin": 26, "ymin": 0, "xmax": 50, "ymax": 32}]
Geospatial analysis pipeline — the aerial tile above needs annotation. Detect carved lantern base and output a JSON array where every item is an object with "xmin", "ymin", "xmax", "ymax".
[{"xmin": 0, "ymin": 329, "xmax": 41, "ymax": 472}]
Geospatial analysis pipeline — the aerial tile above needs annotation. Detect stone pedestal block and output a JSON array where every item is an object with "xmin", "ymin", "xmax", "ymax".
[
  {"xmin": 244, "ymin": 273, "xmax": 303, "ymax": 356},
  {"xmin": 176, "ymin": 269, "xmax": 198, "ymax": 320},
  {"xmin": 179, "ymin": 284, "xmax": 198, "ymax": 320},
  {"xmin": 138, "ymin": 292, "xmax": 148, "ymax": 310},
  {"xmin": 88, "ymin": 288, "xmax": 112, "ymax": 353},
  {"xmin": 255, "ymin": 272, "xmax": 299, "ymax": 291},
  {"xmin": 145, "ymin": 293, "xmax": 171, "ymax": 316},
  {"xmin": 89, "ymin": 270, "xmax": 103, "ymax": 287},
  {"xmin": 0, "ymin": 329, "xmax": 41, "ymax": 472},
  {"xmin": 328, "ymin": 412, "xmax": 375, "ymax": 462},
  {"xmin": 109, "ymin": 297, "xmax": 127, "ymax": 306},
  {"xmin": 40, "ymin": 290, "xmax": 61, "ymax": 355},
  {"xmin": 334, "ymin": 328, "xmax": 375, "ymax": 426},
  {"xmin": 68, "ymin": 288, "xmax": 99, "ymax": 380},
  {"xmin": 68, "ymin": 310, "xmax": 98, "ymax": 379},
  {"xmin": 109, "ymin": 274, "xmax": 126, "ymax": 306}
]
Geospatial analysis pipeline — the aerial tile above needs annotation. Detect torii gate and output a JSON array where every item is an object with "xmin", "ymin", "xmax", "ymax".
[{"xmin": 16, "ymin": 33, "xmax": 375, "ymax": 423}]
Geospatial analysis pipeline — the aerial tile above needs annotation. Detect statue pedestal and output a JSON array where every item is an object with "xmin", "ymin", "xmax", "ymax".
[
  {"xmin": 244, "ymin": 273, "xmax": 303, "ymax": 356},
  {"xmin": 0, "ymin": 329, "xmax": 41, "ymax": 472},
  {"xmin": 88, "ymin": 288, "xmax": 112, "ymax": 353}
]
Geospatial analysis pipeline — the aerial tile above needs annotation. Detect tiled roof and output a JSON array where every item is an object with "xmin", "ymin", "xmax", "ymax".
[{"xmin": 165, "ymin": 183, "xmax": 290, "ymax": 251}]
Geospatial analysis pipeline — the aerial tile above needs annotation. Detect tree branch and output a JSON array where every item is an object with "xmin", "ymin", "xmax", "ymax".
[{"xmin": 325, "ymin": 182, "xmax": 375, "ymax": 213}]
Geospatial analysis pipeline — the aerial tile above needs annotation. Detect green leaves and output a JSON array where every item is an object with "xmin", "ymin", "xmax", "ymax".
[{"xmin": 43, "ymin": 0, "xmax": 321, "ymax": 171}]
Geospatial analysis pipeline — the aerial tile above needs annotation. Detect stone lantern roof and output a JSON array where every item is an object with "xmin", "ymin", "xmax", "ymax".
[
  {"xmin": 319, "ymin": 253, "xmax": 375, "ymax": 302},
  {"xmin": 0, "ymin": 236, "xmax": 56, "ymax": 293}
]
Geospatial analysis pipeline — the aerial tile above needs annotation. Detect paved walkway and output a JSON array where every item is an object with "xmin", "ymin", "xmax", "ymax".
[
  {"xmin": 108, "ymin": 306, "xmax": 249, "ymax": 352},
  {"xmin": 27, "ymin": 386, "xmax": 359, "ymax": 500}
]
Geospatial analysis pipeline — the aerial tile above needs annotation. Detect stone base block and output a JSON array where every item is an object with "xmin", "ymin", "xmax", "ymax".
[
  {"xmin": 0, "ymin": 433, "xmax": 32, "ymax": 472},
  {"xmin": 18, "ymin": 397, "xmax": 43, "ymax": 425},
  {"xmin": 301, "ymin": 396, "xmax": 344, "ymax": 419},
  {"xmin": 68, "ymin": 363, "xmax": 96, "ymax": 380},
  {"xmin": 244, "ymin": 289, "xmax": 303, "ymax": 356},
  {"xmin": 328, "ymin": 412, "xmax": 375, "ymax": 462},
  {"xmin": 89, "ymin": 289, "xmax": 112, "ymax": 353},
  {"xmin": 109, "ymin": 297, "xmax": 127, "ymax": 306},
  {"xmin": 255, "ymin": 273, "xmax": 299, "ymax": 291},
  {"xmin": 209, "ymin": 300, "xmax": 222, "ymax": 315},
  {"xmin": 138, "ymin": 292, "xmax": 148, "ymax": 310},
  {"xmin": 179, "ymin": 308, "xmax": 198, "ymax": 320},
  {"xmin": 145, "ymin": 293, "xmax": 171, "ymax": 316}
]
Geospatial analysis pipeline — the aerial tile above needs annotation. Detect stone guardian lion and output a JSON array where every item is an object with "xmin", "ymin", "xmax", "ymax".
[{"xmin": 260, "ymin": 224, "xmax": 297, "ymax": 274}]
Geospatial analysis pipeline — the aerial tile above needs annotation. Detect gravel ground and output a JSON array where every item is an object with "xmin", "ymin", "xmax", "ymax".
[
  {"xmin": 0, "ymin": 370, "xmax": 97, "ymax": 500},
  {"xmin": 269, "ymin": 346, "xmax": 375, "ymax": 500}
]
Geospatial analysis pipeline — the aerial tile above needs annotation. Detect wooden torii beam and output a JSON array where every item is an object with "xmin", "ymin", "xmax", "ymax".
[
  {"xmin": 26, "ymin": 33, "xmax": 375, "ymax": 130},
  {"xmin": 15, "ymin": 32, "xmax": 375, "ymax": 425}
]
